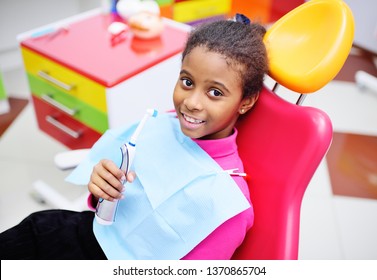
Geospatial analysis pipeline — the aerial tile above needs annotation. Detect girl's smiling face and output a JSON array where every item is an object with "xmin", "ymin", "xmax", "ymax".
[{"xmin": 173, "ymin": 46, "xmax": 256, "ymax": 140}]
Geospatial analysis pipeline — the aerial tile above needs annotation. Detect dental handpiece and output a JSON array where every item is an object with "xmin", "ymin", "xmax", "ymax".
[{"xmin": 95, "ymin": 109, "xmax": 158, "ymax": 225}]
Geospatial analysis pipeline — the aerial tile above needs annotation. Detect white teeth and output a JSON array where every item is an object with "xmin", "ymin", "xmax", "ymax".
[{"xmin": 183, "ymin": 114, "xmax": 204, "ymax": 124}]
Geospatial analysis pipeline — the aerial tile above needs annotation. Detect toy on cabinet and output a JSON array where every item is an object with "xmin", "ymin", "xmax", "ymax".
[
  {"xmin": 116, "ymin": 0, "xmax": 164, "ymax": 39},
  {"xmin": 128, "ymin": 12, "xmax": 164, "ymax": 39},
  {"xmin": 116, "ymin": 0, "xmax": 160, "ymax": 19}
]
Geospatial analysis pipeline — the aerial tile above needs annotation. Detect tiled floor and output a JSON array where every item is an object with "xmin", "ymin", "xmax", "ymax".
[{"xmin": 1, "ymin": 61, "xmax": 377, "ymax": 259}]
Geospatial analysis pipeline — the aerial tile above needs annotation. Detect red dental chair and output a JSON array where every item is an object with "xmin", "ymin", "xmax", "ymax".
[{"xmin": 232, "ymin": 0, "xmax": 354, "ymax": 259}]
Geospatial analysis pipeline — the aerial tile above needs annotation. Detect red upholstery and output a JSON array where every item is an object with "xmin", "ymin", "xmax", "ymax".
[{"xmin": 232, "ymin": 86, "xmax": 333, "ymax": 259}]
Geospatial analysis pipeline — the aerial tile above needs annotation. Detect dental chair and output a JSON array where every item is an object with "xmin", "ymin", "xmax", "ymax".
[
  {"xmin": 33, "ymin": 0, "xmax": 354, "ymax": 259},
  {"xmin": 232, "ymin": 0, "xmax": 354, "ymax": 260}
]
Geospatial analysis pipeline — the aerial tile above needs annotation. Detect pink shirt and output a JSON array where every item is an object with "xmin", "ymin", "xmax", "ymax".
[{"xmin": 181, "ymin": 129, "xmax": 254, "ymax": 259}]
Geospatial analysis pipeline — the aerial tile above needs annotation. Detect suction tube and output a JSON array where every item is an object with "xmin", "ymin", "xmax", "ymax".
[{"xmin": 95, "ymin": 109, "xmax": 158, "ymax": 225}]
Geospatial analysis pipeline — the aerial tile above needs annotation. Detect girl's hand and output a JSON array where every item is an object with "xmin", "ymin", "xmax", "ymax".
[{"xmin": 88, "ymin": 159, "xmax": 136, "ymax": 201}]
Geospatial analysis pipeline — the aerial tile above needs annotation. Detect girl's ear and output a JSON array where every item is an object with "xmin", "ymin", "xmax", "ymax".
[{"xmin": 239, "ymin": 93, "xmax": 259, "ymax": 114}]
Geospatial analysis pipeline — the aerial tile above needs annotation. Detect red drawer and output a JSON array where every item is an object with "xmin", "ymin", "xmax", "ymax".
[{"xmin": 32, "ymin": 95, "xmax": 101, "ymax": 149}]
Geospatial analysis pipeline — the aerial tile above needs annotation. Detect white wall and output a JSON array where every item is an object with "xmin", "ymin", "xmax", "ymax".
[
  {"xmin": 0, "ymin": 0, "xmax": 100, "ymax": 71},
  {"xmin": 344, "ymin": 0, "xmax": 377, "ymax": 54}
]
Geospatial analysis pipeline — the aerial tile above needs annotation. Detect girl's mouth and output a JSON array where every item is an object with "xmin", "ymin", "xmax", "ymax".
[
  {"xmin": 182, "ymin": 113, "xmax": 205, "ymax": 124},
  {"xmin": 180, "ymin": 113, "xmax": 206, "ymax": 130}
]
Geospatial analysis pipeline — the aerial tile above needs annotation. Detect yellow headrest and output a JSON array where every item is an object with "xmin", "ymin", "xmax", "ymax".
[{"xmin": 264, "ymin": 0, "xmax": 355, "ymax": 94}]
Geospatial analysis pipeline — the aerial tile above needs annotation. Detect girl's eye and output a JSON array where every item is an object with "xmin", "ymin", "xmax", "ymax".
[
  {"xmin": 181, "ymin": 78, "xmax": 193, "ymax": 88},
  {"xmin": 208, "ymin": 89, "xmax": 223, "ymax": 97}
]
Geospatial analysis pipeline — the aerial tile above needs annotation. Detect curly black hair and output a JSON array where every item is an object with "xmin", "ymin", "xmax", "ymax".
[{"xmin": 182, "ymin": 19, "xmax": 269, "ymax": 99}]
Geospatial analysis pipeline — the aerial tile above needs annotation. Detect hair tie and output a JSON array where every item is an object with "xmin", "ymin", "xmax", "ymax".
[{"xmin": 234, "ymin": 13, "xmax": 251, "ymax": 25}]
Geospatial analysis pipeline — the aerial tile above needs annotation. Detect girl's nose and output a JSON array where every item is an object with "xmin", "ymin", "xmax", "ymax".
[{"xmin": 183, "ymin": 91, "xmax": 203, "ymax": 111}]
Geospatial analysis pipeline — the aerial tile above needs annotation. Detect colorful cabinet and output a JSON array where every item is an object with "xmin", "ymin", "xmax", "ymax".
[
  {"xmin": 19, "ymin": 10, "xmax": 188, "ymax": 149},
  {"xmin": 156, "ymin": 0, "xmax": 232, "ymax": 25},
  {"xmin": 231, "ymin": 0, "xmax": 305, "ymax": 24},
  {"xmin": 173, "ymin": 0, "xmax": 231, "ymax": 25}
]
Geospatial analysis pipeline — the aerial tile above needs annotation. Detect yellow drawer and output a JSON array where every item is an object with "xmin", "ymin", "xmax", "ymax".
[
  {"xmin": 173, "ymin": 0, "xmax": 231, "ymax": 23},
  {"xmin": 21, "ymin": 47, "xmax": 107, "ymax": 113}
]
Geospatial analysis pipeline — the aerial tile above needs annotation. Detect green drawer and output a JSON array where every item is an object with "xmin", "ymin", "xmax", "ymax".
[{"xmin": 28, "ymin": 73, "xmax": 108, "ymax": 133}]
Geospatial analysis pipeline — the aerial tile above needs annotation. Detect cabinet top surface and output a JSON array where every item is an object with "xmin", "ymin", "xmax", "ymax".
[{"xmin": 21, "ymin": 14, "xmax": 188, "ymax": 87}]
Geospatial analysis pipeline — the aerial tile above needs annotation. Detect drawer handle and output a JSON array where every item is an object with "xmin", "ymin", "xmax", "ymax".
[
  {"xmin": 45, "ymin": 115, "xmax": 81, "ymax": 139},
  {"xmin": 41, "ymin": 94, "xmax": 77, "ymax": 116},
  {"xmin": 38, "ymin": 70, "xmax": 75, "ymax": 91}
]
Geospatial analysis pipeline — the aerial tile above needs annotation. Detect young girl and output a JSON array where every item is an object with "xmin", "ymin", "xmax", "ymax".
[{"xmin": 0, "ymin": 15, "xmax": 268, "ymax": 260}]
